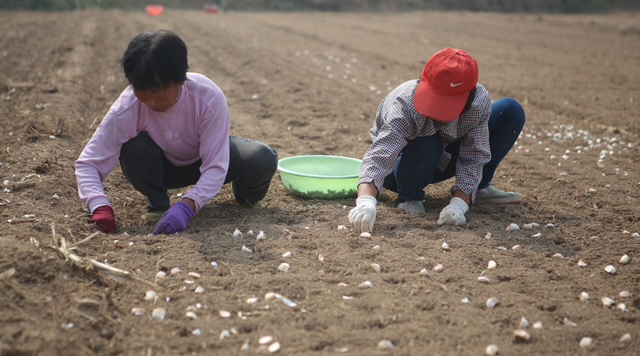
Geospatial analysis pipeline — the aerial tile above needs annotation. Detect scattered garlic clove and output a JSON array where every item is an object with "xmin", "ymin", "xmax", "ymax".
[
  {"xmin": 433, "ymin": 264, "xmax": 444, "ymax": 272},
  {"xmin": 604, "ymin": 265, "xmax": 616, "ymax": 274},
  {"xmin": 486, "ymin": 344, "xmax": 499, "ymax": 355},
  {"xmin": 486, "ymin": 297, "xmax": 500, "ymax": 309},
  {"xmin": 256, "ymin": 231, "xmax": 266, "ymax": 240},
  {"xmin": 619, "ymin": 333, "xmax": 632, "ymax": 343},
  {"xmin": 442, "ymin": 242, "xmax": 449, "ymax": 250},
  {"xmin": 156, "ymin": 271, "xmax": 167, "ymax": 279},
  {"xmin": 513, "ymin": 329, "xmax": 530, "ymax": 341},
  {"xmin": 523, "ymin": 223, "xmax": 533, "ymax": 229},
  {"xmin": 617, "ymin": 303, "xmax": 628, "ymax": 312},
  {"xmin": 577, "ymin": 260, "xmax": 587, "ymax": 267},
  {"xmin": 242, "ymin": 245, "xmax": 252, "ymax": 253},
  {"xmin": 487, "ymin": 260, "xmax": 497, "ymax": 270},
  {"xmin": 372, "ymin": 245, "xmax": 380, "ymax": 250},
  {"xmin": 531, "ymin": 223, "xmax": 540, "ymax": 227},
  {"xmin": 478, "ymin": 276, "xmax": 490, "ymax": 283},
  {"xmin": 278, "ymin": 263, "xmax": 290, "ymax": 272},
  {"xmin": 512, "ymin": 245, "xmax": 521, "ymax": 250},
  {"xmin": 264, "ymin": 292, "xmax": 277, "ymax": 300},
  {"xmin": 545, "ymin": 223, "xmax": 554, "ymax": 228},
  {"xmin": 602, "ymin": 297, "xmax": 615, "ymax": 307},
  {"xmin": 563, "ymin": 317, "xmax": 577, "ymax": 327},
  {"xmin": 418, "ymin": 268, "xmax": 428, "ymax": 276},
  {"xmin": 532, "ymin": 232, "xmax": 542, "ymax": 238},
  {"xmin": 318, "ymin": 254, "xmax": 325, "ymax": 262},
  {"xmin": 506, "ymin": 223, "xmax": 520, "ymax": 231},
  {"xmin": 219, "ymin": 310, "xmax": 232, "ymax": 318},
  {"xmin": 579, "ymin": 337, "xmax": 593, "ymax": 348},
  {"xmin": 268, "ymin": 341, "xmax": 280, "ymax": 353},
  {"xmin": 519, "ymin": 317, "xmax": 529, "ymax": 328},
  {"xmin": 337, "ymin": 282, "xmax": 348, "ymax": 287},
  {"xmin": 484, "ymin": 232, "xmax": 492, "ymax": 239},
  {"xmin": 233, "ymin": 228, "xmax": 242, "ymax": 237},
  {"xmin": 246, "ymin": 297, "xmax": 259, "ymax": 304},
  {"xmin": 282, "ymin": 251, "xmax": 292, "ymax": 258},
  {"xmin": 359, "ymin": 281, "xmax": 373, "ymax": 289},
  {"xmin": 461, "ymin": 298, "xmax": 470, "ymax": 303},
  {"xmin": 619, "ymin": 254, "xmax": 629, "ymax": 264},
  {"xmin": 131, "ymin": 307, "xmax": 145, "ymax": 316},
  {"xmin": 619, "ymin": 291, "xmax": 631, "ymax": 298},
  {"xmin": 532, "ymin": 321, "xmax": 543, "ymax": 329},
  {"xmin": 195, "ymin": 285, "xmax": 205, "ymax": 294},
  {"xmin": 220, "ymin": 329, "xmax": 231, "ymax": 339},
  {"xmin": 170, "ymin": 267, "xmax": 181, "ymax": 275},
  {"xmin": 337, "ymin": 225, "xmax": 346, "ymax": 230},
  {"xmin": 370, "ymin": 263, "xmax": 381, "ymax": 273},
  {"xmin": 151, "ymin": 307, "xmax": 166, "ymax": 320},
  {"xmin": 188, "ymin": 272, "xmax": 201, "ymax": 279},
  {"xmin": 360, "ymin": 232, "xmax": 371, "ymax": 238},
  {"xmin": 259, "ymin": 336, "xmax": 274, "ymax": 345},
  {"xmin": 579, "ymin": 292, "xmax": 590, "ymax": 301},
  {"xmin": 185, "ymin": 311, "xmax": 197, "ymax": 319},
  {"xmin": 144, "ymin": 290, "xmax": 157, "ymax": 301},
  {"xmin": 552, "ymin": 253, "xmax": 564, "ymax": 259},
  {"xmin": 377, "ymin": 340, "xmax": 394, "ymax": 350}
]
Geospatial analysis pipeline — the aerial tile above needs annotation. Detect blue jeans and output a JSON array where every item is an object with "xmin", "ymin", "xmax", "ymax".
[
  {"xmin": 119, "ymin": 132, "xmax": 279, "ymax": 211},
  {"xmin": 382, "ymin": 98, "xmax": 525, "ymax": 202}
]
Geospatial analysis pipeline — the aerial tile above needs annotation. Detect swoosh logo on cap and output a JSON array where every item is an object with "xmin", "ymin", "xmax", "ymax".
[{"xmin": 450, "ymin": 82, "xmax": 464, "ymax": 87}]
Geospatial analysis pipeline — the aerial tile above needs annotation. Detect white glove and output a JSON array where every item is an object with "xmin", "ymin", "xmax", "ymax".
[
  {"xmin": 437, "ymin": 197, "xmax": 469, "ymax": 226},
  {"xmin": 348, "ymin": 196, "xmax": 377, "ymax": 233}
]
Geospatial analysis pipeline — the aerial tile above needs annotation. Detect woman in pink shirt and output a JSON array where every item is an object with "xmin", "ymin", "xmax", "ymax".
[{"xmin": 75, "ymin": 30, "xmax": 278, "ymax": 234}]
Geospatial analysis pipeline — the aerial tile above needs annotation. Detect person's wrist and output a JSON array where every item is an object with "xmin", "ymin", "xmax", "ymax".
[
  {"xmin": 450, "ymin": 197, "xmax": 469, "ymax": 213},
  {"xmin": 356, "ymin": 195, "xmax": 377, "ymax": 207}
]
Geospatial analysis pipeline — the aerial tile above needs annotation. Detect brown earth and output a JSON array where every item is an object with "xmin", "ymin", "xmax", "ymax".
[{"xmin": 1, "ymin": 8, "xmax": 640, "ymax": 356}]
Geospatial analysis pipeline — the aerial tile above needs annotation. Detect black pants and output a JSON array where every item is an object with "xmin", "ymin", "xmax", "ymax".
[{"xmin": 119, "ymin": 132, "xmax": 279, "ymax": 211}]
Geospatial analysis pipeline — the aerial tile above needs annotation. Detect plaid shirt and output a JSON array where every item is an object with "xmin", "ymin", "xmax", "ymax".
[{"xmin": 358, "ymin": 80, "xmax": 492, "ymax": 202}]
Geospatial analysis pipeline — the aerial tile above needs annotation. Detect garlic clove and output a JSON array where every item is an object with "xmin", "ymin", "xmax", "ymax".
[
  {"xmin": 433, "ymin": 263, "xmax": 444, "ymax": 272},
  {"xmin": 144, "ymin": 290, "xmax": 157, "ymax": 301},
  {"xmin": 370, "ymin": 263, "xmax": 381, "ymax": 273},
  {"xmin": 579, "ymin": 337, "xmax": 593, "ymax": 348},
  {"xmin": 360, "ymin": 232, "xmax": 371, "ymax": 238},
  {"xmin": 532, "ymin": 321, "xmax": 543, "ymax": 329},
  {"xmin": 268, "ymin": 341, "xmax": 280, "ymax": 353},
  {"xmin": 619, "ymin": 254, "xmax": 629, "ymax": 264},
  {"xmin": 151, "ymin": 307, "xmax": 166, "ymax": 320},
  {"xmin": 377, "ymin": 340, "xmax": 394, "ymax": 350},
  {"xmin": 619, "ymin": 333, "xmax": 631, "ymax": 343},
  {"xmin": 577, "ymin": 260, "xmax": 587, "ymax": 267},
  {"xmin": 418, "ymin": 268, "xmax": 428, "ymax": 276},
  {"xmin": 242, "ymin": 245, "xmax": 252, "ymax": 253},
  {"xmin": 602, "ymin": 297, "xmax": 615, "ymax": 307},
  {"xmin": 233, "ymin": 228, "xmax": 242, "ymax": 237},
  {"xmin": 282, "ymin": 251, "xmax": 292, "ymax": 258},
  {"xmin": 219, "ymin": 310, "xmax": 232, "ymax": 318},
  {"xmin": 478, "ymin": 276, "xmax": 490, "ymax": 283},
  {"xmin": 359, "ymin": 281, "xmax": 373, "ymax": 289},
  {"xmin": 486, "ymin": 297, "xmax": 500, "ymax": 309},
  {"xmin": 513, "ymin": 329, "xmax": 530, "ymax": 341},
  {"xmin": 278, "ymin": 263, "xmax": 290, "ymax": 272},
  {"xmin": 256, "ymin": 231, "xmax": 266, "ymax": 240},
  {"xmin": 486, "ymin": 344, "xmax": 499, "ymax": 355},
  {"xmin": 604, "ymin": 265, "xmax": 616, "ymax": 274},
  {"xmin": 619, "ymin": 291, "xmax": 631, "ymax": 298},
  {"xmin": 259, "ymin": 336, "xmax": 274, "ymax": 345},
  {"xmin": 188, "ymin": 272, "xmax": 201, "ymax": 279},
  {"xmin": 519, "ymin": 317, "xmax": 529, "ymax": 328},
  {"xmin": 487, "ymin": 260, "xmax": 497, "ymax": 269},
  {"xmin": 579, "ymin": 292, "xmax": 590, "ymax": 301},
  {"xmin": 442, "ymin": 242, "xmax": 449, "ymax": 250}
]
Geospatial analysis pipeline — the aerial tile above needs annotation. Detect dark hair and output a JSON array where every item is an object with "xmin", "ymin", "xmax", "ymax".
[
  {"xmin": 120, "ymin": 30, "xmax": 188, "ymax": 91},
  {"xmin": 460, "ymin": 87, "xmax": 477, "ymax": 115}
]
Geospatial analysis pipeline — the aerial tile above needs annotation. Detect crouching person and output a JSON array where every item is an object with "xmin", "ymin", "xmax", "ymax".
[{"xmin": 75, "ymin": 30, "xmax": 278, "ymax": 234}]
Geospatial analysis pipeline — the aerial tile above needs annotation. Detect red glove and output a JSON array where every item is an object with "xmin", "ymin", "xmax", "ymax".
[{"xmin": 90, "ymin": 206, "xmax": 115, "ymax": 234}]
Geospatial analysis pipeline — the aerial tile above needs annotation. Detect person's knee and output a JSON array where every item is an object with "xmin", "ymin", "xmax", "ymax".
[
  {"xmin": 120, "ymin": 132, "xmax": 160, "ymax": 162},
  {"xmin": 257, "ymin": 145, "xmax": 279, "ymax": 178},
  {"xmin": 502, "ymin": 98, "xmax": 526, "ymax": 128}
]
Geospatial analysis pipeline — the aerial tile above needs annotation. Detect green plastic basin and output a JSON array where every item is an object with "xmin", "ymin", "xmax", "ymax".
[{"xmin": 277, "ymin": 155, "xmax": 362, "ymax": 199}]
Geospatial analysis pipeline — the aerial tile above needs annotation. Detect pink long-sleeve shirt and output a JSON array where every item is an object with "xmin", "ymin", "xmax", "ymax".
[{"xmin": 75, "ymin": 72, "xmax": 230, "ymax": 213}]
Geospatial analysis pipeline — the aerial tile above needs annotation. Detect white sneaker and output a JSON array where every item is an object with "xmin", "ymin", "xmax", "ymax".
[
  {"xmin": 397, "ymin": 200, "xmax": 426, "ymax": 213},
  {"xmin": 476, "ymin": 186, "xmax": 521, "ymax": 204}
]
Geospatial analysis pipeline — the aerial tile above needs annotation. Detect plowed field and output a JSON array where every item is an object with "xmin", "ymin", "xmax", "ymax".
[{"xmin": 1, "ymin": 9, "xmax": 639, "ymax": 356}]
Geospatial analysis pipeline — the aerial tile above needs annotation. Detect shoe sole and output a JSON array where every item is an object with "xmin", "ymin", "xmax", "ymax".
[{"xmin": 475, "ymin": 196, "xmax": 522, "ymax": 204}]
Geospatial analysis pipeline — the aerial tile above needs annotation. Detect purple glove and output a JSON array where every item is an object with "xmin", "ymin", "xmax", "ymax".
[{"xmin": 152, "ymin": 201, "xmax": 195, "ymax": 234}]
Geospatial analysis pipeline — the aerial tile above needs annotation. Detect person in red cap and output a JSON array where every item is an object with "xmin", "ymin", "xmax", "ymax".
[{"xmin": 349, "ymin": 47, "xmax": 525, "ymax": 233}]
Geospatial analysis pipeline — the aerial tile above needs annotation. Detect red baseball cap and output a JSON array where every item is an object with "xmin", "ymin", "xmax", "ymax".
[{"xmin": 413, "ymin": 48, "xmax": 478, "ymax": 121}]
